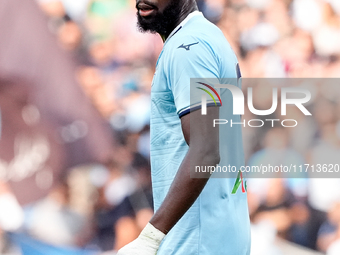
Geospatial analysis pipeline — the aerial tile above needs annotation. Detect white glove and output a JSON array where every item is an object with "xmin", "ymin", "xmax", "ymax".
[{"xmin": 117, "ymin": 222, "xmax": 165, "ymax": 255}]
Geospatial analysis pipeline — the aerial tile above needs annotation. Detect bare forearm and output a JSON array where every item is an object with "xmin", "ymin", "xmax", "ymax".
[{"xmin": 149, "ymin": 149, "xmax": 218, "ymax": 234}]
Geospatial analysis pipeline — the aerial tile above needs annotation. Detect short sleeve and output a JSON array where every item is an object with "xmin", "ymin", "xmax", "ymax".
[{"xmin": 167, "ymin": 37, "xmax": 221, "ymax": 117}]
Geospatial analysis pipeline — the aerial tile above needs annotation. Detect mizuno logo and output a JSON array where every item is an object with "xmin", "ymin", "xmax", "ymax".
[{"xmin": 177, "ymin": 42, "xmax": 199, "ymax": 51}]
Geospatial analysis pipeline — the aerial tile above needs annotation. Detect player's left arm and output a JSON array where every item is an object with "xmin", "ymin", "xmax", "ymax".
[{"xmin": 148, "ymin": 37, "xmax": 222, "ymax": 235}]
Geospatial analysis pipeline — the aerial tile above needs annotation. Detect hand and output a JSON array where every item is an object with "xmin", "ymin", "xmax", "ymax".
[{"xmin": 117, "ymin": 223, "xmax": 165, "ymax": 255}]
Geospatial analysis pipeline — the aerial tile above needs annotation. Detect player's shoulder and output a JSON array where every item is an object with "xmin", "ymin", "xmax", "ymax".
[{"xmin": 166, "ymin": 14, "xmax": 229, "ymax": 57}]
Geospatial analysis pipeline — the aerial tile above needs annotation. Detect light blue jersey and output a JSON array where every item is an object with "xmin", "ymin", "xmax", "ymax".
[{"xmin": 150, "ymin": 12, "xmax": 250, "ymax": 255}]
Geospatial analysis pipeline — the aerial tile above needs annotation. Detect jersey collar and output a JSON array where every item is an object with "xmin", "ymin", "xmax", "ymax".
[{"xmin": 164, "ymin": 11, "xmax": 202, "ymax": 44}]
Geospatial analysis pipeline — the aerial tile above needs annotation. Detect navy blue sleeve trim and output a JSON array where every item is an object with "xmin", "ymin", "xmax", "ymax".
[{"xmin": 178, "ymin": 102, "xmax": 221, "ymax": 118}]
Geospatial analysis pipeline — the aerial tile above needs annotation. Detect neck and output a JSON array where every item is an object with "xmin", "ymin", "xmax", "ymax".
[{"xmin": 160, "ymin": 2, "xmax": 198, "ymax": 42}]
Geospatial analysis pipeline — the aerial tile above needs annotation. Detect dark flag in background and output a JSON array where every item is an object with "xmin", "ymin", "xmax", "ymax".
[{"xmin": 0, "ymin": 0, "xmax": 115, "ymax": 204}]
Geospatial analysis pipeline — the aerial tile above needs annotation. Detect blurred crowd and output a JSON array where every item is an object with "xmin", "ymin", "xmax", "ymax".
[{"xmin": 1, "ymin": 0, "xmax": 340, "ymax": 254}]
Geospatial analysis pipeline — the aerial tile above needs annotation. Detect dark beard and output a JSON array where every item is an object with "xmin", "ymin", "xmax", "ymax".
[{"xmin": 137, "ymin": 0, "xmax": 182, "ymax": 35}]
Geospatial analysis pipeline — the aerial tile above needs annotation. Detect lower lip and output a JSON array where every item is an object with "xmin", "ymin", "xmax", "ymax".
[{"xmin": 139, "ymin": 9, "xmax": 156, "ymax": 17}]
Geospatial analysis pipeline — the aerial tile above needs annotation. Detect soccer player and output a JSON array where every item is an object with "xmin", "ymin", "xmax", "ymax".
[{"xmin": 117, "ymin": 0, "xmax": 251, "ymax": 254}]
